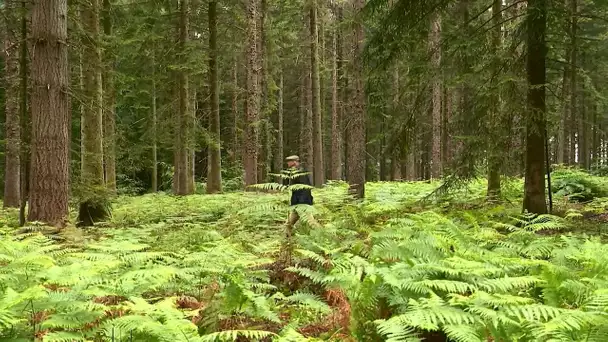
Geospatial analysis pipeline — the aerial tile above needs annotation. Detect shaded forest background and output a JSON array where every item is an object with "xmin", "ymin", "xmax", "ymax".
[{"xmin": 1, "ymin": 0, "xmax": 608, "ymax": 225}]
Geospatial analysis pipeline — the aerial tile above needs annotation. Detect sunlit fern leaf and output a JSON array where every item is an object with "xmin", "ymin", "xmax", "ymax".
[
  {"xmin": 238, "ymin": 202, "xmax": 283, "ymax": 216},
  {"xmin": 86, "ymin": 240, "xmax": 150, "ymax": 253},
  {"xmin": 119, "ymin": 251, "xmax": 178, "ymax": 264},
  {"xmin": 477, "ymin": 276, "xmax": 543, "ymax": 293},
  {"xmin": 0, "ymin": 310, "xmax": 20, "ymax": 330},
  {"xmin": 41, "ymin": 310, "xmax": 105, "ymax": 330},
  {"xmin": 502, "ymin": 304, "xmax": 564, "ymax": 322},
  {"xmin": 248, "ymin": 182, "xmax": 287, "ymax": 192},
  {"xmin": 41, "ymin": 331, "xmax": 87, "ymax": 342},
  {"xmin": 284, "ymin": 292, "xmax": 332, "ymax": 314},
  {"xmin": 375, "ymin": 317, "xmax": 422, "ymax": 342},
  {"xmin": 414, "ymin": 279, "xmax": 478, "ymax": 294},
  {"xmin": 583, "ymin": 289, "xmax": 608, "ymax": 312},
  {"xmin": 285, "ymin": 266, "xmax": 332, "ymax": 285},
  {"xmin": 275, "ymin": 327, "xmax": 322, "ymax": 341},
  {"xmin": 199, "ymin": 330, "xmax": 276, "ymax": 341},
  {"xmin": 443, "ymin": 325, "xmax": 483, "ymax": 342}
]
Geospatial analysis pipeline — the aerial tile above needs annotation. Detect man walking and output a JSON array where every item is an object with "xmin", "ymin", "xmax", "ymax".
[{"xmin": 282, "ymin": 155, "xmax": 313, "ymax": 230}]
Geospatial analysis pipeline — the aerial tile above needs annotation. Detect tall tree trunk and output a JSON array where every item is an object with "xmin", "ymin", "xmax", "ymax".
[
  {"xmin": 346, "ymin": 0, "xmax": 365, "ymax": 198},
  {"xmin": 79, "ymin": 0, "xmax": 108, "ymax": 225},
  {"xmin": 244, "ymin": 0, "xmax": 259, "ymax": 186},
  {"xmin": 207, "ymin": 0, "xmax": 222, "ymax": 193},
  {"xmin": 102, "ymin": 0, "xmax": 116, "ymax": 192},
  {"xmin": 580, "ymin": 65, "xmax": 589, "ymax": 169},
  {"xmin": 28, "ymin": 0, "xmax": 70, "ymax": 226},
  {"xmin": 429, "ymin": 12, "xmax": 442, "ymax": 179},
  {"xmin": 175, "ymin": 0, "xmax": 192, "ymax": 194},
  {"xmin": 151, "ymin": 55, "xmax": 158, "ymax": 192},
  {"xmin": 18, "ymin": 1, "xmax": 28, "ymax": 225},
  {"xmin": 523, "ymin": 0, "xmax": 547, "ymax": 214},
  {"xmin": 310, "ymin": 0, "xmax": 324, "ymax": 186},
  {"xmin": 3, "ymin": 1, "xmax": 21, "ymax": 208},
  {"xmin": 390, "ymin": 65, "xmax": 401, "ymax": 180},
  {"xmin": 302, "ymin": 66, "xmax": 314, "ymax": 170},
  {"xmin": 330, "ymin": 23, "xmax": 342, "ymax": 180},
  {"xmin": 189, "ymin": 91, "xmax": 196, "ymax": 193},
  {"xmin": 557, "ymin": 49, "xmax": 570, "ymax": 165},
  {"xmin": 274, "ymin": 72, "xmax": 284, "ymax": 173},
  {"xmin": 487, "ymin": 0, "xmax": 503, "ymax": 199},
  {"xmin": 257, "ymin": 0, "xmax": 268, "ymax": 183},
  {"xmin": 232, "ymin": 57, "xmax": 239, "ymax": 165}
]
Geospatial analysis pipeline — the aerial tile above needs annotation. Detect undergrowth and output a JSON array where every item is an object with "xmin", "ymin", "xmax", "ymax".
[{"xmin": 0, "ymin": 177, "xmax": 607, "ymax": 341}]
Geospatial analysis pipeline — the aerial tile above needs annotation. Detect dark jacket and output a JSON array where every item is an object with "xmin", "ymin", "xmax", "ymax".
[{"xmin": 282, "ymin": 167, "xmax": 313, "ymax": 206}]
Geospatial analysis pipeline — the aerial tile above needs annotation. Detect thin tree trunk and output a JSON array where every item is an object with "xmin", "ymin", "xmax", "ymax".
[
  {"xmin": 274, "ymin": 73, "xmax": 284, "ymax": 173},
  {"xmin": 523, "ymin": 0, "xmax": 547, "ymax": 214},
  {"xmin": 310, "ymin": 0, "xmax": 324, "ymax": 186},
  {"xmin": 232, "ymin": 57, "xmax": 239, "ymax": 165},
  {"xmin": 330, "ymin": 24, "xmax": 342, "ymax": 180},
  {"xmin": 151, "ymin": 57, "xmax": 158, "ymax": 192},
  {"xmin": 3, "ymin": 1, "xmax": 21, "ymax": 208},
  {"xmin": 429, "ymin": 12, "xmax": 442, "ymax": 179},
  {"xmin": 557, "ymin": 49, "xmax": 570, "ymax": 165},
  {"xmin": 102, "ymin": 0, "xmax": 116, "ymax": 192},
  {"xmin": 302, "ymin": 65, "xmax": 314, "ymax": 170},
  {"xmin": 175, "ymin": 0, "xmax": 191, "ymax": 195},
  {"xmin": 569, "ymin": 0, "xmax": 578, "ymax": 165},
  {"xmin": 79, "ymin": 0, "xmax": 108, "ymax": 225},
  {"xmin": 244, "ymin": 0, "xmax": 259, "ymax": 186},
  {"xmin": 390, "ymin": 65, "xmax": 401, "ymax": 180},
  {"xmin": 487, "ymin": 0, "xmax": 503, "ymax": 199},
  {"xmin": 346, "ymin": 0, "xmax": 365, "ymax": 198},
  {"xmin": 257, "ymin": 0, "xmax": 268, "ymax": 183},
  {"xmin": 18, "ymin": 1, "xmax": 28, "ymax": 225},
  {"xmin": 28, "ymin": 0, "xmax": 70, "ymax": 226},
  {"xmin": 207, "ymin": 0, "xmax": 222, "ymax": 193}
]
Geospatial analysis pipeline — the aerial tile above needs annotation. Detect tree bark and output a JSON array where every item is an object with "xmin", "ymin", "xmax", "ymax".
[
  {"xmin": 346, "ymin": 0, "xmax": 365, "ymax": 198},
  {"xmin": 102, "ymin": 0, "xmax": 116, "ymax": 192},
  {"xmin": 302, "ymin": 62, "xmax": 314, "ymax": 170},
  {"xmin": 79, "ymin": 0, "xmax": 108, "ymax": 225},
  {"xmin": 175, "ymin": 0, "xmax": 192, "ymax": 195},
  {"xmin": 244, "ymin": 0, "xmax": 259, "ymax": 186},
  {"xmin": 274, "ymin": 72, "xmax": 284, "ymax": 173},
  {"xmin": 523, "ymin": 0, "xmax": 547, "ymax": 214},
  {"xmin": 557, "ymin": 49, "xmax": 570, "ymax": 165},
  {"xmin": 3, "ymin": 0, "xmax": 21, "ymax": 208},
  {"xmin": 18, "ymin": 1, "xmax": 28, "ymax": 226},
  {"xmin": 207, "ymin": 0, "xmax": 222, "ymax": 193},
  {"xmin": 487, "ymin": 0, "xmax": 503, "ymax": 199},
  {"xmin": 330, "ymin": 22, "xmax": 342, "ymax": 180},
  {"xmin": 28, "ymin": 0, "xmax": 70, "ymax": 226},
  {"xmin": 232, "ymin": 57, "xmax": 239, "ymax": 165},
  {"xmin": 257, "ymin": 0, "xmax": 268, "ymax": 183},
  {"xmin": 310, "ymin": 0, "xmax": 324, "ymax": 187},
  {"xmin": 151, "ymin": 55, "xmax": 158, "ymax": 192},
  {"xmin": 570, "ymin": 0, "xmax": 579, "ymax": 167},
  {"xmin": 429, "ymin": 12, "xmax": 442, "ymax": 179}
]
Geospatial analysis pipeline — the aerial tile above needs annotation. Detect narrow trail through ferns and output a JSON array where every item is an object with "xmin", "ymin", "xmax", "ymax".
[{"xmin": 2, "ymin": 174, "xmax": 608, "ymax": 341}]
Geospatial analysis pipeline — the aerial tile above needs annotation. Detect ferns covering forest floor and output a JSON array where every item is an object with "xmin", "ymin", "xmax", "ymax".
[{"xmin": 3, "ymin": 169, "xmax": 608, "ymax": 341}]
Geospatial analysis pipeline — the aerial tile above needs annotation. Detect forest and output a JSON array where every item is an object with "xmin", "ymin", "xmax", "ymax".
[{"xmin": 2, "ymin": 0, "xmax": 608, "ymax": 340}]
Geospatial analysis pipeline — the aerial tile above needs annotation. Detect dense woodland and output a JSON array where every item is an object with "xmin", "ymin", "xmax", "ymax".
[
  {"xmin": 2, "ymin": 0, "xmax": 608, "ymax": 341},
  {"xmin": 2, "ymin": 0, "xmax": 607, "ymax": 222}
]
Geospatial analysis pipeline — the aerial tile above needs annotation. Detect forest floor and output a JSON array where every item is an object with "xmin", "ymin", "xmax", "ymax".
[{"xmin": 2, "ymin": 168, "xmax": 608, "ymax": 341}]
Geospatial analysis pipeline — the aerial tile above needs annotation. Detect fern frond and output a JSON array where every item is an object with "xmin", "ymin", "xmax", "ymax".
[{"xmin": 200, "ymin": 330, "xmax": 276, "ymax": 341}]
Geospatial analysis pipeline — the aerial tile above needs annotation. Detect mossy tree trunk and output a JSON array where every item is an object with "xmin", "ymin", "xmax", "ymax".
[{"xmin": 79, "ymin": 0, "xmax": 109, "ymax": 226}]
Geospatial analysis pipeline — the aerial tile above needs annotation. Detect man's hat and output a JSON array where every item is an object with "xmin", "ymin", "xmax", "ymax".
[{"xmin": 286, "ymin": 155, "xmax": 299, "ymax": 161}]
